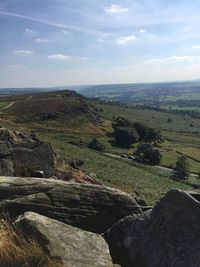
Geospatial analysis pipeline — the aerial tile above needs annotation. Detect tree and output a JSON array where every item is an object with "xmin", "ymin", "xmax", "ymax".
[
  {"xmin": 144, "ymin": 128, "xmax": 164, "ymax": 145},
  {"xmin": 112, "ymin": 116, "xmax": 132, "ymax": 129},
  {"xmin": 113, "ymin": 127, "xmax": 139, "ymax": 148},
  {"xmin": 135, "ymin": 143, "xmax": 162, "ymax": 165},
  {"xmin": 174, "ymin": 156, "xmax": 189, "ymax": 179},
  {"xmin": 133, "ymin": 122, "xmax": 149, "ymax": 140},
  {"xmin": 88, "ymin": 138, "xmax": 105, "ymax": 152}
]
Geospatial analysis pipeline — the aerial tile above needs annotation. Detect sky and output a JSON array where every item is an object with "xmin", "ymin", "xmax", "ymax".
[{"xmin": 0, "ymin": 0, "xmax": 200, "ymax": 87}]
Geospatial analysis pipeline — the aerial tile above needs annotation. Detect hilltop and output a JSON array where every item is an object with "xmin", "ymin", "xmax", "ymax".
[{"xmin": 1, "ymin": 90, "xmax": 100, "ymax": 124}]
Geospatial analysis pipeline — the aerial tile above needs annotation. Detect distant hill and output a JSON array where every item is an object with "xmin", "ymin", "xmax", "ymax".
[
  {"xmin": 2, "ymin": 90, "xmax": 100, "ymax": 124},
  {"xmin": 81, "ymin": 81, "xmax": 200, "ymax": 107},
  {"xmin": 0, "ymin": 85, "xmax": 91, "ymax": 96}
]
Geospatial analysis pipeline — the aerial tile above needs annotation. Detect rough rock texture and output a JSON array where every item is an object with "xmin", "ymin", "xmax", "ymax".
[
  {"xmin": 0, "ymin": 128, "xmax": 54, "ymax": 178},
  {"xmin": 105, "ymin": 189, "xmax": 200, "ymax": 267},
  {"xmin": 16, "ymin": 212, "xmax": 113, "ymax": 267},
  {"xmin": 0, "ymin": 176, "xmax": 142, "ymax": 233},
  {"xmin": 12, "ymin": 143, "xmax": 54, "ymax": 177},
  {"xmin": 0, "ymin": 159, "xmax": 14, "ymax": 176}
]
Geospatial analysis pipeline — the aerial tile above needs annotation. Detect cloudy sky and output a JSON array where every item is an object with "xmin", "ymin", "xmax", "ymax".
[{"xmin": 1, "ymin": 0, "xmax": 200, "ymax": 87}]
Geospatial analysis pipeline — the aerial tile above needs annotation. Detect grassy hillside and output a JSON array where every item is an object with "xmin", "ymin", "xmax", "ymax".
[{"xmin": 0, "ymin": 90, "xmax": 199, "ymax": 205}]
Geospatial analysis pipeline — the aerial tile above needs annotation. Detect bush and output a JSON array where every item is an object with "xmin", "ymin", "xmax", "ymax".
[
  {"xmin": 88, "ymin": 138, "xmax": 105, "ymax": 151},
  {"xmin": 113, "ymin": 127, "xmax": 139, "ymax": 148},
  {"xmin": 144, "ymin": 128, "xmax": 164, "ymax": 145},
  {"xmin": 133, "ymin": 122, "xmax": 149, "ymax": 140},
  {"xmin": 174, "ymin": 156, "xmax": 189, "ymax": 180},
  {"xmin": 112, "ymin": 116, "xmax": 132, "ymax": 129},
  {"xmin": 135, "ymin": 143, "xmax": 162, "ymax": 165}
]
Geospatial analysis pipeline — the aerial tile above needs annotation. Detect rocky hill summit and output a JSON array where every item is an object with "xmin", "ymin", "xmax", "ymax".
[
  {"xmin": 0, "ymin": 127, "xmax": 199, "ymax": 266},
  {"xmin": 5, "ymin": 90, "xmax": 101, "ymax": 124}
]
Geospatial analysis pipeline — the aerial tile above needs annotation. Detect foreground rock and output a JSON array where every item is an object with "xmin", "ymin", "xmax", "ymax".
[
  {"xmin": 105, "ymin": 189, "xmax": 200, "ymax": 267},
  {"xmin": 16, "ymin": 212, "xmax": 113, "ymax": 267},
  {"xmin": 0, "ymin": 176, "xmax": 142, "ymax": 233}
]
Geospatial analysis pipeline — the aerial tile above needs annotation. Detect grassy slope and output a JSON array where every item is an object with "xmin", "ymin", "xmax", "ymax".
[
  {"xmin": 0, "ymin": 92, "xmax": 199, "ymax": 205},
  {"xmin": 96, "ymin": 103, "xmax": 200, "ymax": 173},
  {"xmin": 38, "ymin": 130, "xmax": 197, "ymax": 205}
]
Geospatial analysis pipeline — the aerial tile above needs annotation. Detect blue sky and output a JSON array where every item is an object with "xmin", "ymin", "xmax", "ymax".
[{"xmin": 0, "ymin": 0, "xmax": 200, "ymax": 87}]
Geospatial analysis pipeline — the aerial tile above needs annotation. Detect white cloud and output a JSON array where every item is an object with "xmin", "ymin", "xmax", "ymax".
[
  {"xmin": 25, "ymin": 28, "xmax": 35, "ymax": 34},
  {"xmin": 13, "ymin": 50, "xmax": 33, "ymax": 55},
  {"xmin": 25, "ymin": 28, "xmax": 38, "ymax": 37},
  {"xmin": 192, "ymin": 45, "xmax": 200, "ymax": 49},
  {"xmin": 35, "ymin": 38, "xmax": 48, "ymax": 43},
  {"xmin": 145, "ymin": 56, "xmax": 194, "ymax": 64},
  {"xmin": 139, "ymin": 29, "xmax": 146, "ymax": 34},
  {"xmin": 116, "ymin": 35, "xmax": 136, "ymax": 45},
  {"xmin": 105, "ymin": 4, "xmax": 128, "ymax": 14},
  {"xmin": 48, "ymin": 54, "xmax": 71, "ymax": 60}
]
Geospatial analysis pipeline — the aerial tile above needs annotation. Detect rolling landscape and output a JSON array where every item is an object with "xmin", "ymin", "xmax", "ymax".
[
  {"xmin": 1, "ymin": 0, "xmax": 200, "ymax": 266},
  {"xmin": 0, "ymin": 88, "xmax": 199, "ymax": 204}
]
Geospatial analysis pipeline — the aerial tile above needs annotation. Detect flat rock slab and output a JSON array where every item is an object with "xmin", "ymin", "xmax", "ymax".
[
  {"xmin": 0, "ymin": 177, "xmax": 142, "ymax": 233},
  {"xmin": 16, "ymin": 212, "xmax": 113, "ymax": 267}
]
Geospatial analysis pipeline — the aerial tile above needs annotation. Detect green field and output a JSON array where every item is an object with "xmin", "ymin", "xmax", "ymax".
[
  {"xmin": 37, "ymin": 130, "xmax": 198, "ymax": 205},
  {"xmin": 0, "ymin": 91, "xmax": 199, "ymax": 205}
]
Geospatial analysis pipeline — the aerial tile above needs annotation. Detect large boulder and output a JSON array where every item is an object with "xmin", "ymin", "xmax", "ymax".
[
  {"xmin": 16, "ymin": 212, "xmax": 113, "ymax": 267},
  {"xmin": 0, "ymin": 141, "xmax": 11, "ymax": 157},
  {"xmin": 0, "ymin": 159, "xmax": 14, "ymax": 176},
  {"xmin": 12, "ymin": 142, "xmax": 54, "ymax": 177},
  {"xmin": 0, "ymin": 176, "xmax": 142, "ymax": 233},
  {"xmin": 0, "ymin": 128, "xmax": 13, "ymax": 143},
  {"xmin": 105, "ymin": 189, "xmax": 200, "ymax": 267},
  {"xmin": 0, "ymin": 128, "xmax": 55, "ymax": 178}
]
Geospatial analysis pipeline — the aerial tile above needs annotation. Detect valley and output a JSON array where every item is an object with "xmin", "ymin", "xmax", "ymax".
[{"xmin": 0, "ymin": 89, "xmax": 199, "ymax": 205}]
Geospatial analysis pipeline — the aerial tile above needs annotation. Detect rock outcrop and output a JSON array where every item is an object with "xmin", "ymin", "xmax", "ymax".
[
  {"xmin": 0, "ymin": 176, "xmax": 142, "ymax": 233},
  {"xmin": 0, "ymin": 128, "xmax": 54, "ymax": 177},
  {"xmin": 105, "ymin": 189, "xmax": 200, "ymax": 267},
  {"xmin": 16, "ymin": 212, "xmax": 113, "ymax": 267}
]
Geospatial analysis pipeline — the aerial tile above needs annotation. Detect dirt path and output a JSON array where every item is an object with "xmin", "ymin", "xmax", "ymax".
[
  {"xmin": 26, "ymin": 95, "xmax": 32, "ymax": 101},
  {"xmin": 1, "ymin": 101, "xmax": 15, "ymax": 111}
]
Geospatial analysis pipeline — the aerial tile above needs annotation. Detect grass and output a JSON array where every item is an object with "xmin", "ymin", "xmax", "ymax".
[
  {"xmin": 96, "ymin": 103, "xmax": 200, "ymax": 133},
  {"xmin": 0, "ymin": 216, "xmax": 63, "ymax": 267},
  {"xmin": 38, "ymin": 130, "xmax": 200, "ymax": 205},
  {"xmin": 0, "ymin": 102, "xmax": 10, "ymax": 109},
  {"xmin": 0, "ymin": 92, "xmax": 199, "ymax": 205}
]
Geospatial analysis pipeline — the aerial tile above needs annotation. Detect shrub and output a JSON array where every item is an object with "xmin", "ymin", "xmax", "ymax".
[
  {"xmin": 135, "ymin": 143, "xmax": 162, "ymax": 165},
  {"xmin": 174, "ymin": 156, "xmax": 189, "ymax": 180},
  {"xmin": 112, "ymin": 116, "xmax": 132, "ymax": 129},
  {"xmin": 133, "ymin": 122, "xmax": 149, "ymax": 140},
  {"xmin": 113, "ymin": 127, "xmax": 139, "ymax": 148},
  {"xmin": 88, "ymin": 138, "xmax": 105, "ymax": 151},
  {"xmin": 144, "ymin": 128, "xmax": 164, "ymax": 145}
]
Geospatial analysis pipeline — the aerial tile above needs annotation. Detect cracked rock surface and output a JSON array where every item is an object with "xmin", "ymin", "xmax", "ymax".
[
  {"xmin": 0, "ymin": 176, "xmax": 142, "ymax": 233},
  {"xmin": 105, "ymin": 189, "xmax": 200, "ymax": 267}
]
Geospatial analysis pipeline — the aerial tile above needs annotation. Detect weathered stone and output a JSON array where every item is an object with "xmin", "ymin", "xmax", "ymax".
[
  {"xmin": 0, "ymin": 141, "xmax": 11, "ymax": 157},
  {"xmin": 16, "ymin": 212, "xmax": 113, "ymax": 267},
  {"xmin": 0, "ymin": 159, "xmax": 14, "ymax": 176},
  {"xmin": 0, "ymin": 128, "xmax": 13, "ymax": 143},
  {"xmin": 105, "ymin": 189, "xmax": 200, "ymax": 267},
  {"xmin": 0, "ymin": 176, "xmax": 142, "ymax": 233},
  {"xmin": 12, "ymin": 143, "xmax": 54, "ymax": 177}
]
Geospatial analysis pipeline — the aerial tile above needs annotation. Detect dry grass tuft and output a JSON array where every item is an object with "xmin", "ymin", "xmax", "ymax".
[{"xmin": 0, "ymin": 216, "xmax": 63, "ymax": 267}]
